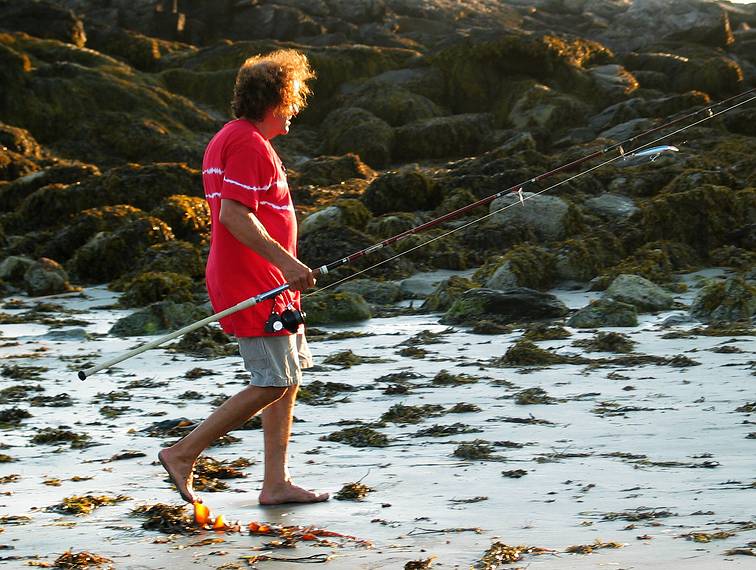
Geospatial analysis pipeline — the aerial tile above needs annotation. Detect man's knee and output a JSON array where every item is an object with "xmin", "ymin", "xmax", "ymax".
[{"xmin": 262, "ymin": 386, "xmax": 288, "ymax": 404}]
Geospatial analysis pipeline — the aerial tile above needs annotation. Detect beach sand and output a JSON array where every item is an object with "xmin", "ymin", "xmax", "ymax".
[{"xmin": 0, "ymin": 269, "xmax": 754, "ymax": 568}]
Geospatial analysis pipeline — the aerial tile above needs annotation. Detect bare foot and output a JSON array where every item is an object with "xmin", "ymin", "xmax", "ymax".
[
  {"xmin": 259, "ymin": 481, "xmax": 329, "ymax": 505},
  {"xmin": 157, "ymin": 448, "xmax": 197, "ymax": 504}
]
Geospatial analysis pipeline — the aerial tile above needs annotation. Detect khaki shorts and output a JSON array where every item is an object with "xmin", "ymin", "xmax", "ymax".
[{"xmin": 237, "ymin": 333, "xmax": 313, "ymax": 387}]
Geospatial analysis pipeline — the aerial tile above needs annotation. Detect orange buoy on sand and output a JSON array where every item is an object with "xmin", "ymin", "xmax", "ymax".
[{"xmin": 194, "ymin": 501, "xmax": 211, "ymax": 525}]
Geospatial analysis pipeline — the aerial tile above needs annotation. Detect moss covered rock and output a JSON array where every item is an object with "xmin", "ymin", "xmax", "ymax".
[
  {"xmin": 0, "ymin": 32, "xmax": 216, "ymax": 166},
  {"xmin": 119, "ymin": 271, "xmax": 194, "ymax": 308},
  {"xmin": 348, "ymin": 84, "xmax": 445, "ymax": 127},
  {"xmin": 489, "ymin": 192, "xmax": 573, "ymax": 243},
  {"xmin": 364, "ymin": 212, "xmax": 419, "ymax": 238},
  {"xmin": 362, "ymin": 168, "xmax": 440, "ymax": 215},
  {"xmin": 335, "ymin": 279, "xmax": 402, "ymax": 305},
  {"xmin": 603, "ymin": 274, "xmax": 674, "ymax": 312},
  {"xmin": 690, "ymin": 276, "xmax": 756, "ymax": 324},
  {"xmin": 109, "ymin": 301, "xmax": 209, "ymax": 337},
  {"xmin": 443, "ymin": 287, "xmax": 569, "ymax": 326},
  {"xmin": 554, "ymin": 233, "xmax": 625, "ymax": 283},
  {"xmin": 433, "ymin": 33, "xmax": 611, "ymax": 113},
  {"xmin": 23, "ymin": 257, "xmax": 74, "ymax": 296},
  {"xmin": 150, "ymin": 194, "xmax": 210, "ymax": 243},
  {"xmin": 86, "ymin": 25, "xmax": 193, "ymax": 72},
  {"xmin": 639, "ymin": 185, "xmax": 754, "ymax": 256},
  {"xmin": 137, "ymin": 240, "xmax": 204, "ymax": 278},
  {"xmin": 319, "ymin": 107, "xmax": 394, "ymax": 168},
  {"xmin": 422, "ymin": 276, "xmax": 478, "ymax": 312},
  {"xmin": 68, "ymin": 217, "xmax": 174, "ymax": 283},
  {"xmin": 16, "ymin": 163, "xmax": 201, "ymax": 232},
  {"xmin": 567, "ymin": 299, "xmax": 638, "ymax": 328},
  {"xmin": 295, "ymin": 154, "xmax": 376, "ymax": 187},
  {"xmin": 0, "ymin": 161, "xmax": 99, "ymax": 212},
  {"xmin": 302, "ymin": 291, "xmax": 371, "ymax": 325},
  {"xmin": 485, "ymin": 244, "xmax": 557, "ymax": 291},
  {"xmin": 393, "ymin": 113, "xmax": 496, "ymax": 160},
  {"xmin": 0, "ymin": 1, "xmax": 85, "ymax": 47},
  {"xmin": 42, "ymin": 204, "xmax": 147, "ymax": 262},
  {"xmin": 593, "ymin": 241, "xmax": 699, "ymax": 289}
]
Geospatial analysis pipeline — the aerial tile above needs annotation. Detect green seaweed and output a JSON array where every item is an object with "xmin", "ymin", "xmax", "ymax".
[{"xmin": 322, "ymin": 426, "xmax": 389, "ymax": 448}]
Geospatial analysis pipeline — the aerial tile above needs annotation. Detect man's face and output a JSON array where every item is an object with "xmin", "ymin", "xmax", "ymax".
[{"xmin": 270, "ymin": 103, "xmax": 299, "ymax": 137}]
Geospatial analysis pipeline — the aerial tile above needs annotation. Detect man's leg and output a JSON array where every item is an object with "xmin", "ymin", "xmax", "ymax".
[
  {"xmin": 159, "ymin": 385, "xmax": 287, "ymax": 503},
  {"xmin": 258, "ymin": 385, "xmax": 329, "ymax": 505}
]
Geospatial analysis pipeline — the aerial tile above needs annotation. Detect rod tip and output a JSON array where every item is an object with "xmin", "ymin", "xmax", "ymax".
[{"xmin": 78, "ymin": 370, "xmax": 86, "ymax": 381}]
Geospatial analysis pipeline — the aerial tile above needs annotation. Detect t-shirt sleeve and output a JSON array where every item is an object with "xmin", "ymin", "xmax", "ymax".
[{"xmin": 221, "ymin": 143, "xmax": 275, "ymax": 212}]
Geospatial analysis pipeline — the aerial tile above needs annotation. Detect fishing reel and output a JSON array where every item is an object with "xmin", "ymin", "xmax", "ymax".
[{"xmin": 264, "ymin": 302, "xmax": 306, "ymax": 333}]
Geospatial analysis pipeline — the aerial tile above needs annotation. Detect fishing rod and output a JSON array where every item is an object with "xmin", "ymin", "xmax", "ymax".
[{"xmin": 77, "ymin": 87, "xmax": 756, "ymax": 380}]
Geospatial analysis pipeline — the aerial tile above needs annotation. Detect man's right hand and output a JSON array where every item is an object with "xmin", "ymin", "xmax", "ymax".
[{"xmin": 280, "ymin": 258, "xmax": 316, "ymax": 292}]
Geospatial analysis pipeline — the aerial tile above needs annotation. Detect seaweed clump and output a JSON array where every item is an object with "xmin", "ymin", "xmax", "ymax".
[
  {"xmin": 515, "ymin": 388, "xmax": 556, "ymax": 405},
  {"xmin": 334, "ymin": 482, "xmax": 373, "ymax": 501},
  {"xmin": 298, "ymin": 380, "xmax": 355, "ymax": 405},
  {"xmin": 192, "ymin": 456, "xmax": 249, "ymax": 492},
  {"xmin": 573, "ymin": 331, "xmax": 636, "ymax": 353},
  {"xmin": 431, "ymin": 370, "xmax": 479, "ymax": 385},
  {"xmin": 132, "ymin": 503, "xmax": 195, "ymax": 534},
  {"xmin": 321, "ymin": 426, "xmax": 389, "ymax": 447},
  {"xmin": 31, "ymin": 427, "xmax": 91, "ymax": 448},
  {"xmin": 477, "ymin": 541, "xmax": 542, "ymax": 568},
  {"xmin": 54, "ymin": 549, "xmax": 114, "ymax": 569},
  {"xmin": 565, "ymin": 539, "xmax": 624, "ymax": 554},
  {"xmin": 0, "ymin": 406, "xmax": 32, "ymax": 426},
  {"xmin": 381, "ymin": 403, "xmax": 445, "ymax": 424},
  {"xmin": 453, "ymin": 440, "xmax": 506, "ymax": 461},
  {"xmin": 51, "ymin": 494, "xmax": 131, "ymax": 515},
  {"xmin": 495, "ymin": 340, "xmax": 587, "ymax": 367}
]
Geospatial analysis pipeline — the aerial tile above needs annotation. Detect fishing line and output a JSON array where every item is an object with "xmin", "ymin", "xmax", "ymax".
[{"xmin": 304, "ymin": 89, "xmax": 756, "ymax": 298}]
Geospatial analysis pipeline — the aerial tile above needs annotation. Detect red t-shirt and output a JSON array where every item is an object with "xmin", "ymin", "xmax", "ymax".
[{"xmin": 202, "ymin": 119, "xmax": 300, "ymax": 337}]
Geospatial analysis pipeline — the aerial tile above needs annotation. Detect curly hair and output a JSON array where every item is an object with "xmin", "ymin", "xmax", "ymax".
[{"xmin": 231, "ymin": 49, "xmax": 315, "ymax": 121}]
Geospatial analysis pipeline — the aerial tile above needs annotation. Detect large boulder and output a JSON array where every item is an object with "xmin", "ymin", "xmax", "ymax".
[
  {"xmin": 0, "ymin": 161, "xmax": 100, "ymax": 212},
  {"xmin": 299, "ymin": 199, "xmax": 372, "ymax": 237},
  {"xmin": 482, "ymin": 245, "xmax": 557, "ymax": 291},
  {"xmin": 150, "ymin": 194, "xmax": 210, "ymax": 243},
  {"xmin": 15, "ymin": 163, "xmax": 201, "ymax": 232},
  {"xmin": 362, "ymin": 168, "xmax": 440, "ymax": 215},
  {"xmin": 109, "ymin": 301, "xmax": 209, "ymax": 336},
  {"xmin": 393, "ymin": 113, "xmax": 496, "ymax": 160},
  {"xmin": 0, "ymin": 1, "xmax": 86, "ymax": 47},
  {"xmin": 690, "ymin": 276, "xmax": 756, "ymax": 324},
  {"xmin": 335, "ymin": 279, "xmax": 402, "ymax": 305},
  {"xmin": 347, "ymin": 84, "xmax": 445, "ymax": 127},
  {"xmin": 23, "ymin": 257, "xmax": 74, "ymax": 296},
  {"xmin": 442, "ymin": 287, "xmax": 569, "ymax": 326},
  {"xmin": 298, "ymin": 224, "xmax": 415, "ymax": 285},
  {"xmin": 603, "ymin": 274, "xmax": 674, "ymax": 312},
  {"xmin": 68, "ymin": 217, "xmax": 174, "ymax": 283},
  {"xmin": 488, "ymin": 192, "xmax": 572, "ymax": 243},
  {"xmin": 433, "ymin": 34, "xmax": 611, "ymax": 114},
  {"xmin": 319, "ymin": 107, "xmax": 394, "ymax": 168},
  {"xmin": 639, "ymin": 185, "xmax": 755, "ymax": 257},
  {"xmin": 119, "ymin": 271, "xmax": 195, "ymax": 308},
  {"xmin": 0, "ymin": 255, "xmax": 35, "ymax": 285},
  {"xmin": 42, "ymin": 204, "xmax": 147, "ymax": 262},
  {"xmin": 422, "ymin": 276, "xmax": 478, "ymax": 312},
  {"xmin": 302, "ymin": 291, "xmax": 371, "ymax": 325},
  {"xmin": 584, "ymin": 193, "xmax": 638, "ymax": 220},
  {"xmin": 567, "ymin": 299, "xmax": 638, "ymax": 328},
  {"xmin": 0, "ymin": 32, "xmax": 216, "ymax": 166},
  {"xmin": 295, "ymin": 154, "xmax": 375, "ymax": 187}
]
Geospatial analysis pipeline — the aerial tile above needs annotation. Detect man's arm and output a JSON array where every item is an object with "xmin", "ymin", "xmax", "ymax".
[{"xmin": 219, "ymin": 198, "xmax": 315, "ymax": 292}]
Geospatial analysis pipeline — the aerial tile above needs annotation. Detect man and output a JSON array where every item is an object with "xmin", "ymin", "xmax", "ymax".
[{"xmin": 158, "ymin": 49, "xmax": 328, "ymax": 505}]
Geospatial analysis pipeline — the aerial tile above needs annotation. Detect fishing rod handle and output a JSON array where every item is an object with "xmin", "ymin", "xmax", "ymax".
[{"xmin": 78, "ymin": 284, "xmax": 290, "ymax": 380}]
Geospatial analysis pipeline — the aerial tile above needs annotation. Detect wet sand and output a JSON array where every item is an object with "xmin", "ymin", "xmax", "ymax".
[{"xmin": 0, "ymin": 269, "xmax": 754, "ymax": 568}]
